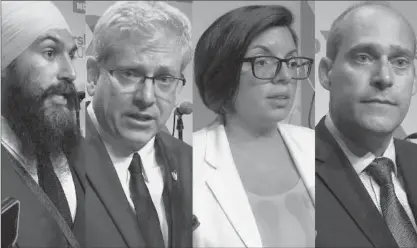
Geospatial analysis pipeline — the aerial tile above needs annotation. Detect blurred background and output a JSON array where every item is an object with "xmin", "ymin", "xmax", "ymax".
[{"xmin": 315, "ymin": 1, "xmax": 417, "ymax": 141}]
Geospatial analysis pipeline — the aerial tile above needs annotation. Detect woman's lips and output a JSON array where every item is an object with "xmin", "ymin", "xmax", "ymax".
[{"xmin": 267, "ymin": 94, "xmax": 290, "ymax": 107}]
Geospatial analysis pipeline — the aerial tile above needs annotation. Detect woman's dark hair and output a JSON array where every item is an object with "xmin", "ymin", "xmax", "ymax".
[{"xmin": 194, "ymin": 5, "xmax": 298, "ymax": 115}]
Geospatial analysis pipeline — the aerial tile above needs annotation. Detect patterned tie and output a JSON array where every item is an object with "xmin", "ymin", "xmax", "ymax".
[
  {"xmin": 37, "ymin": 153, "xmax": 73, "ymax": 228},
  {"xmin": 367, "ymin": 157, "xmax": 417, "ymax": 248},
  {"xmin": 129, "ymin": 153, "xmax": 165, "ymax": 248}
]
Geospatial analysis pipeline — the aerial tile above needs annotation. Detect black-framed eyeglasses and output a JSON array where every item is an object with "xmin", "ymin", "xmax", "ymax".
[
  {"xmin": 105, "ymin": 68, "xmax": 186, "ymax": 94},
  {"xmin": 242, "ymin": 56, "xmax": 314, "ymax": 80}
]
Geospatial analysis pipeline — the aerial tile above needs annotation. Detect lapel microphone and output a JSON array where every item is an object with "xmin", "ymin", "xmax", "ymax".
[{"xmin": 192, "ymin": 214, "xmax": 200, "ymax": 231}]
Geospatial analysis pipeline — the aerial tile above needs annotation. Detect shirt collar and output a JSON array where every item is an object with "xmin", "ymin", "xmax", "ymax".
[
  {"xmin": 324, "ymin": 113, "xmax": 397, "ymax": 175},
  {"xmin": 87, "ymin": 102, "xmax": 156, "ymax": 174}
]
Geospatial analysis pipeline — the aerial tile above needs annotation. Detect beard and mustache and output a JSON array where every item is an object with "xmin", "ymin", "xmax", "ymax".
[{"xmin": 2, "ymin": 62, "xmax": 81, "ymax": 160}]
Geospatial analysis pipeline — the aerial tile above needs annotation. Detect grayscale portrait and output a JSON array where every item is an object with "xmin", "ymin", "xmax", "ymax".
[
  {"xmin": 192, "ymin": 1, "xmax": 315, "ymax": 247},
  {"xmin": 83, "ymin": 1, "xmax": 193, "ymax": 248},
  {"xmin": 315, "ymin": 1, "xmax": 417, "ymax": 247},
  {"xmin": 1, "ymin": 1, "xmax": 85, "ymax": 247}
]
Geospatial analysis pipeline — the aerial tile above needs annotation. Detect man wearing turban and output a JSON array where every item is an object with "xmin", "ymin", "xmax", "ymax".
[{"xmin": 1, "ymin": 1, "xmax": 84, "ymax": 247}]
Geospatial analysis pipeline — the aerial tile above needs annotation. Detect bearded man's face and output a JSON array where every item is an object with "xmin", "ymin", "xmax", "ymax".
[{"xmin": 1, "ymin": 29, "xmax": 80, "ymax": 156}]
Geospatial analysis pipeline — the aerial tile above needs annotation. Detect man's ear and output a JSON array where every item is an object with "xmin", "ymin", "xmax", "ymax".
[
  {"xmin": 318, "ymin": 57, "xmax": 333, "ymax": 90},
  {"xmin": 412, "ymin": 77, "xmax": 416, "ymax": 96},
  {"xmin": 86, "ymin": 56, "xmax": 100, "ymax": 97}
]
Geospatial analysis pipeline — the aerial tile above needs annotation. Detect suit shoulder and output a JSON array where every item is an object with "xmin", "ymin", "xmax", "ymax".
[
  {"xmin": 394, "ymin": 138, "xmax": 417, "ymax": 153},
  {"xmin": 193, "ymin": 120, "xmax": 220, "ymax": 142},
  {"xmin": 395, "ymin": 138, "xmax": 417, "ymax": 147},
  {"xmin": 157, "ymin": 131, "xmax": 191, "ymax": 153},
  {"xmin": 193, "ymin": 127, "xmax": 209, "ymax": 143},
  {"xmin": 279, "ymin": 123, "xmax": 314, "ymax": 139},
  {"xmin": 193, "ymin": 123, "xmax": 222, "ymax": 155}
]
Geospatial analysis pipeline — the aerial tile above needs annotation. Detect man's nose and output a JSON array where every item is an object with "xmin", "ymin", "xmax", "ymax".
[
  {"xmin": 371, "ymin": 59, "xmax": 394, "ymax": 90},
  {"xmin": 57, "ymin": 54, "xmax": 76, "ymax": 82},
  {"xmin": 133, "ymin": 78, "xmax": 156, "ymax": 108}
]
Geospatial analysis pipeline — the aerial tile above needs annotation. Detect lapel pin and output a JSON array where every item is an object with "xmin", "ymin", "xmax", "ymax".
[
  {"xmin": 192, "ymin": 214, "xmax": 200, "ymax": 231},
  {"xmin": 171, "ymin": 170, "xmax": 178, "ymax": 181}
]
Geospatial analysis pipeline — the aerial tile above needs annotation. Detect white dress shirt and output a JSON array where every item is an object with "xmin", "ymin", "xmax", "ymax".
[
  {"xmin": 325, "ymin": 114, "xmax": 417, "ymax": 231},
  {"xmin": 1, "ymin": 116, "xmax": 77, "ymax": 221},
  {"xmin": 87, "ymin": 103, "xmax": 168, "ymax": 247}
]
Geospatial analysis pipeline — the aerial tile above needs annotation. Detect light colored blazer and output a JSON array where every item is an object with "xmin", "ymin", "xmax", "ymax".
[{"xmin": 192, "ymin": 119, "xmax": 315, "ymax": 248}]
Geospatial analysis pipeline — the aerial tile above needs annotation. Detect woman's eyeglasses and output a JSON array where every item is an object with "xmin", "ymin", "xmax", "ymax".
[{"xmin": 242, "ymin": 56, "xmax": 314, "ymax": 80}]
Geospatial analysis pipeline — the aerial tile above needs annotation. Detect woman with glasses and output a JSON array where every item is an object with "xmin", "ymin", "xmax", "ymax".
[{"xmin": 193, "ymin": 5, "xmax": 315, "ymax": 248}]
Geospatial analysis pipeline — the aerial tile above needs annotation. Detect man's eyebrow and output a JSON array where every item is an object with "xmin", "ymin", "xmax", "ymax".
[
  {"xmin": 348, "ymin": 43, "xmax": 380, "ymax": 54},
  {"xmin": 36, "ymin": 34, "xmax": 61, "ymax": 45},
  {"xmin": 348, "ymin": 43, "xmax": 414, "ymax": 58},
  {"xmin": 154, "ymin": 65, "xmax": 178, "ymax": 76},
  {"xmin": 36, "ymin": 34, "xmax": 78, "ymax": 53},
  {"xmin": 390, "ymin": 45, "xmax": 414, "ymax": 58}
]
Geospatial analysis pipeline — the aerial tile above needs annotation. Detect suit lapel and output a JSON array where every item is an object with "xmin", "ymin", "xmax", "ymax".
[
  {"xmin": 395, "ymin": 139, "xmax": 417, "ymax": 222},
  {"xmin": 278, "ymin": 123, "xmax": 315, "ymax": 205},
  {"xmin": 85, "ymin": 114, "xmax": 144, "ymax": 248},
  {"xmin": 316, "ymin": 118, "xmax": 398, "ymax": 248},
  {"xmin": 205, "ymin": 123, "xmax": 262, "ymax": 248},
  {"xmin": 154, "ymin": 133, "xmax": 186, "ymax": 248}
]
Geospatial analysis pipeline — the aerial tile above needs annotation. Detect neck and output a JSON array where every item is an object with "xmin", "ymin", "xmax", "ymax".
[
  {"xmin": 332, "ymin": 117, "xmax": 392, "ymax": 157},
  {"xmin": 223, "ymin": 114, "xmax": 279, "ymax": 143}
]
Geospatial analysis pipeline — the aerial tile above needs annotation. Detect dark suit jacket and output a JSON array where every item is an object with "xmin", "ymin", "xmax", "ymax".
[
  {"xmin": 83, "ymin": 113, "xmax": 192, "ymax": 248},
  {"xmin": 1, "ymin": 145, "xmax": 85, "ymax": 248},
  {"xmin": 315, "ymin": 117, "xmax": 417, "ymax": 248}
]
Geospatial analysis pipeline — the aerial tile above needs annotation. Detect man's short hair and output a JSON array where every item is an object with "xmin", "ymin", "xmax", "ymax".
[
  {"xmin": 92, "ymin": 1, "xmax": 192, "ymax": 70},
  {"xmin": 326, "ymin": 1, "xmax": 416, "ymax": 61},
  {"xmin": 194, "ymin": 5, "xmax": 298, "ymax": 115}
]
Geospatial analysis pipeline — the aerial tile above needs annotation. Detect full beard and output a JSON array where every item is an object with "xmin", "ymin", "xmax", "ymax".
[{"xmin": 2, "ymin": 65, "xmax": 80, "ymax": 163}]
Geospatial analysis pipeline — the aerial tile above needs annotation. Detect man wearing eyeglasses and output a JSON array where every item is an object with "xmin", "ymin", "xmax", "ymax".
[
  {"xmin": 316, "ymin": 2, "xmax": 417, "ymax": 248},
  {"xmin": 84, "ymin": 2, "xmax": 193, "ymax": 248}
]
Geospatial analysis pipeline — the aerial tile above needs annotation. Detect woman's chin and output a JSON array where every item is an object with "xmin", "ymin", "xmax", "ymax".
[{"xmin": 266, "ymin": 108, "xmax": 291, "ymax": 123}]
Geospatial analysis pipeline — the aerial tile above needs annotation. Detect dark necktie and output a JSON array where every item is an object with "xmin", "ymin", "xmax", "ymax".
[
  {"xmin": 367, "ymin": 157, "xmax": 417, "ymax": 247},
  {"xmin": 37, "ymin": 153, "xmax": 73, "ymax": 228},
  {"xmin": 129, "ymin": 153, "xmax": 165, "ymax": 248}
]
